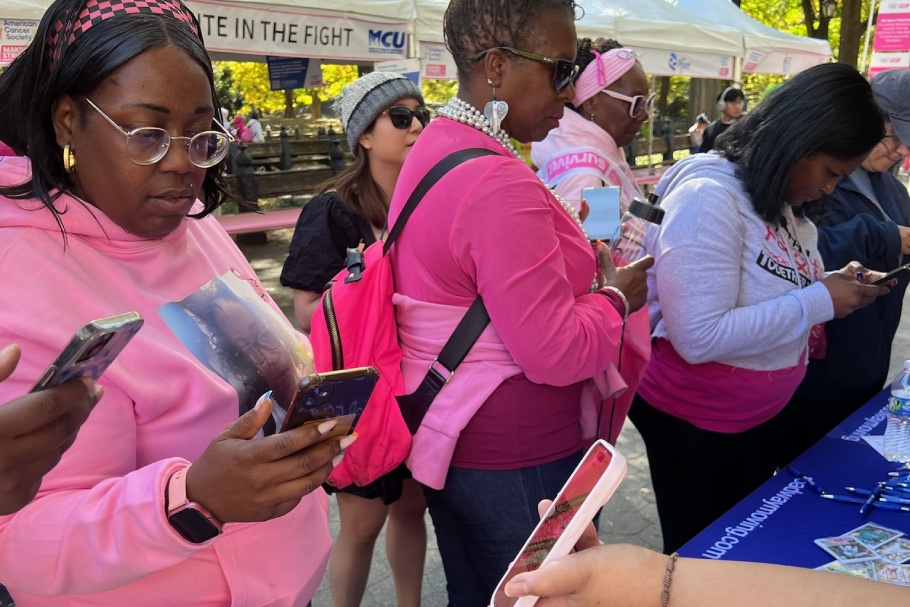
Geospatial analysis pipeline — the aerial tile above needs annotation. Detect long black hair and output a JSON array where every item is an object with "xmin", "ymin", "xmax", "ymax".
[
  {"xmin": 443, "ymin": 0, "xmax": 578, "ymax": 84},
  {"xmin": 716, "ymin": 62, "xmax": 883, "ymax": 226},
  {"xmin": 0, "ymin": 0, "xmax": 228, "ymax": 231}
]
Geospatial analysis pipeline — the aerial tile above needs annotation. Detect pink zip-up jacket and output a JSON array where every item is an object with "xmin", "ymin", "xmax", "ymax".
[
  {"xmin": 0, "ymin": 156, "xmax": 330, "ymax": 606},
  {"xmin": 389, "ymin": 119, "xmax": 646, "ymax": 490}
]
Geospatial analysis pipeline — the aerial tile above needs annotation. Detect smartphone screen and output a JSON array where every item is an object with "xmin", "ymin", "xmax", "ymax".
[
  {"xmin": 490, "ymin": 440, "xmax": 627, "ymax": 607},
  {"xmin": 278, "ymin": 366, "xmax": 379, "ymax": 436},
  {"xmin": 582, "ymin": 186, "xmax": 622, "ymax": 241},
  {"xmin": 30, "ymin": 312, "xmax": 144, "ymax": 392}
]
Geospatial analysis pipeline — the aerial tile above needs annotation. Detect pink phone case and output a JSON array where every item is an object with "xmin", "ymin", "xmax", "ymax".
[{"xmin": 490, "ymin": 439, "xmax": 627, "ymax": 607}]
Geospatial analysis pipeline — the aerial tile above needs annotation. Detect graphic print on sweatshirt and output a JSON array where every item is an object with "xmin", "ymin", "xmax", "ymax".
[
  {"xmin": 158, "ymin": 271, "xmax": 314, "ymax": 435},
  {"xmin": 757, "ymin": 222, "xmax": 824, "ymax": 288}
]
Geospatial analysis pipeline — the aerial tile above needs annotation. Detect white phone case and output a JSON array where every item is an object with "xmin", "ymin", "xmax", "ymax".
[{"xmin": 490, "ymin": 439, "xmax": 628, "ymax": 607}]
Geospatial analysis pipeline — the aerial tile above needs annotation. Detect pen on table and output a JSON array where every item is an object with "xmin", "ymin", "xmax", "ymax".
[
  {"xmin": 820, "ymin": 494, "xmax": 910, "ymax": 511},
  {"xmin": 880, "ymin": 494, "xmax": 910, "ymax": 505},
  {"xmin": 861, "ymin": 485, "xmax": 883, "ymax": 515},
  {"xmin": 787, "ymin": 465, "xmax": 825, "ymax": 494}
]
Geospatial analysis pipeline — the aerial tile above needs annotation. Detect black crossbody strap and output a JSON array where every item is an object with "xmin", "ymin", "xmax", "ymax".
[{"xmin": 383, "ymin": 148, "xmax": 498, "ymax": 255}]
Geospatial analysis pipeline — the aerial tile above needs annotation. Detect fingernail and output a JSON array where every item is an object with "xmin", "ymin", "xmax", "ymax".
[
  {"xmin": 254, "ymin": 390, "xmax": 272, "ymax": 411},
  {"xmin": 0, "ymin": 343, "xmax": 17, "ymax": 358},
  {"xmin": 339, "ymin": 432, "xmax": 359, "ymax": 450},
  {"xmin": 317, "ymin": 419, "xmax": 338, "ymax": 435},
  {"xmin": 504, "ymin": 578, "xmax": 528, "ymax": 597},
  {"xmin": 332, "ymin": 453, "xmax": 345, "ymax": 467}
]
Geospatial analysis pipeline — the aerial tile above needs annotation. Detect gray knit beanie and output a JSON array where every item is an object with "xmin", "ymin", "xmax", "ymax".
[{"xmin": 334, "ymin": 72, "xmax": 424, "ymax": 153}]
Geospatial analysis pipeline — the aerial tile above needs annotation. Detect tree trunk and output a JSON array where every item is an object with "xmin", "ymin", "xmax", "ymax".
[
  {"xmin": 306, "ymin": 89, "xmax": 323, "ymax": 119},
  {"xmin": 656, "ymin": 76, "xmax": 671, "ymax": 118},
  {"xmin": 284, "ymin": 89, "xmax": 294, "ymax": 119},
  {"xmin": 838, "ymin": 0, "xmax": 867, "ymax": 68},
  {"xmin": 690, "ymin": 78, "xmax": 726, "ymax": 123}
]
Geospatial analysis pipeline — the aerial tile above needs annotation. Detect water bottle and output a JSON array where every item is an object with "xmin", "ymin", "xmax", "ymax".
[
  {"xmin": 885, "ymin": 360, "xmax": 910, "ymax": 463},
  {"xmin": 609, "ymin": 192, "xmax": 665, "ymax": 267}
]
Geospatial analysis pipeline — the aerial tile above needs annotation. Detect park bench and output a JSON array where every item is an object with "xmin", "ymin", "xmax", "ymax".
[{"xmin": 218, "ymin": 129, "xmax": 353, "ymax": 236}]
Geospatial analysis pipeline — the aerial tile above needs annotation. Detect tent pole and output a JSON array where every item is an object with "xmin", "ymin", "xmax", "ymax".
[
  {"xmin": 648, "ymin": 75, "xmax": 655, "ymax": 173},
  {"xmin": 860, "ymin": 0, "xmax": 878, "ymax": 75},
  {"xmin": 733, "ymin": 56, "xmax": 742, "ymax": 87}
]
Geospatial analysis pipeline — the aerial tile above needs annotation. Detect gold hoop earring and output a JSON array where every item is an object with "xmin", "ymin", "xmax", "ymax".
[{"xmin": 63, "ymin": 144, "xmax": 76, "ymax": 174}]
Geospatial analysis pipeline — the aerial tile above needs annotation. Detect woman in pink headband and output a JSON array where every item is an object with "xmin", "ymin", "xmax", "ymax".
[{"xmin": 531, "ymin": 38, "xmax": 654, "ymax": 214}]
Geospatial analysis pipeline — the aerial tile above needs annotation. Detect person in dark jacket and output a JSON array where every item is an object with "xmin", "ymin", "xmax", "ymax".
[
  {"xmin": 777, "ymin": 68, "xmax": 910, "ymax": 466},
  {"xmin": 698, "ymin": 86, "xmax": 744, "ymax": 153}
]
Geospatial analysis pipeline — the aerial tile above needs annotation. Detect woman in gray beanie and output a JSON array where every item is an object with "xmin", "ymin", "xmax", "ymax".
[{"xmin": 280, "ymin": 70, "xmax": 429, "ymax": 607}]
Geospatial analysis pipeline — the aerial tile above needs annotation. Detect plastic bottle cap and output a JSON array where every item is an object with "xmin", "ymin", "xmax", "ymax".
[{"xmin": 628, "ymin": 197, "xmax": 666, "ymax": 225}]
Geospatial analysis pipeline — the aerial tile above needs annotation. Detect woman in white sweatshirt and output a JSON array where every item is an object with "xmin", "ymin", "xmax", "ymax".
[{"xmin": 630, "ymin": 63, "xmax": 891, "ymax": 554}]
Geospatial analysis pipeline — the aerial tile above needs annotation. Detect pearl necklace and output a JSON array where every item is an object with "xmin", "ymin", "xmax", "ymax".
[
  {"xmin": 438, "ymin": 97, "xmax": 598, "ymax": 290},
  {"xmin": 438, "ymin": 97, "xmax": 588, "ymax": 239}
]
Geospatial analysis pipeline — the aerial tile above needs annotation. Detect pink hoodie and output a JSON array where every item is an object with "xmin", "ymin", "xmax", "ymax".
[
  {"xmin": 0, "ymin": 156, "xmax": 330, "ymax": 606},
  {"xmin": 531, "ymin": 109, "xmax": 641, "ymax": 213}
]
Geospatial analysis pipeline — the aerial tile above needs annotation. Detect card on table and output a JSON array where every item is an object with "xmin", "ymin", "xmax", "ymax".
[
  {"xmin": 876, "ymin": 537, "xmax": 910, "ymax": 564},
  {"xmin": 872, "ymin": 561, "xmax": 906, "ymax": 585},
  {"xmin": 845, "ymin": 522, "xmax": 905, "ymax": 549},
  {"xmin": 814, "ymin": 536, "xmax": 879, "ymax": 563},
  {"xmin": 815, "ymin": 560, "xmax": 878, "ymax": 580}
]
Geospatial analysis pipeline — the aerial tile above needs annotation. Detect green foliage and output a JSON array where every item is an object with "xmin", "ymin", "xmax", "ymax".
[
  {"xmin": 212, "ymin": 61, "xmax": 358, "ymax": 116},
  {"xmin": 423, "ymin": 79, "xmax": 458, "ymax": 106}
]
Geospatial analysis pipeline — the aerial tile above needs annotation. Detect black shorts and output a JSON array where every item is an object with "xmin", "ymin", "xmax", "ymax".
[{"xmin": 323, "ymin": 463, "xmax": 413, "ymax": 505}]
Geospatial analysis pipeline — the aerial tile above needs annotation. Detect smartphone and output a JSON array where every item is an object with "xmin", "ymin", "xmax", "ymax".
[
  {"xmin": 278, "ymin": 366, "xmax": 379, "ymax": 438},
  {"xmin": 872, "ymin": 263, "xmax": 910, "ymax": 286},
  {"xmin": 30, "ymin": 312, "xmax": 144, "ymax": 392},
  {"xmin": 490, "ymin": 440, "xmax": 628, "ymax": 607},
  {"xmin": 582, "ymin": 186, "xmax": 622, "ymax": 241}
]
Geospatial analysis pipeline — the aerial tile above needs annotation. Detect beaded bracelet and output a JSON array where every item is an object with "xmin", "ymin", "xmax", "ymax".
[
  {"xmin": 601, "ymin": 286, "xmax": 630, "ymax": 321},
  {"xmin": 661, "ymin": 552, "xmax": 679, "ymax": 607}
]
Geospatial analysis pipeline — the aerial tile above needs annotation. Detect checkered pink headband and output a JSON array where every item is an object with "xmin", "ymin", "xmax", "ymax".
[
  {"xmin": 572, "ymin": 48, "xmax": 639, "ymax": 107},
  {"xmin": 48, "ymin": 0, "xmax": 200, "ymax": 66}
]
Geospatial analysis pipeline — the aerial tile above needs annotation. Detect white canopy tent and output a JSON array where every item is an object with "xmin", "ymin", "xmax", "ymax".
[
  {"xmin": 666, "ymin": 0, "xmax": 831, "ymax": 74},
  {"xmin": 576, "ymin": 0, "xmax": 743, "ymax": 78}
]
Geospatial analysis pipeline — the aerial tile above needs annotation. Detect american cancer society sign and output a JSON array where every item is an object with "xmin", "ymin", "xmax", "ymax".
[
  {"xmin": 184, "ymin": 0, "xmax": 407, "ymax": 61},
  {"xmin": 1, "ymin": 19, "xmax": 39, "ymax": 67}
]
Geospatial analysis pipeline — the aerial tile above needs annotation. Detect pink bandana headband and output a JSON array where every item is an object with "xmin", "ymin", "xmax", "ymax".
[
  {"xmin": 572, "ymin": 48, "xmax": 639, "ymax": 108},
  {"xmin": 48, "ymin": 0, "xmax": 200, "ymax": 65}
]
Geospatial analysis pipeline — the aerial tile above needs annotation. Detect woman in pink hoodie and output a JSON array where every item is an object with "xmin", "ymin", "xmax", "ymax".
[{"xmin": 0, "ymin": 0, "xmax": 345, "ymax": 604}]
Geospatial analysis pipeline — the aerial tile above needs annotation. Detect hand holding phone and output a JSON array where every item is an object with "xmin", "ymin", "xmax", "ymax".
[
  {"xmin": 490, "ymin": 440, "xmax": 627, "ymax": 607},
  {"xmin": 278, "ymin": 366, "xmax": 379, "ymax": 440},
  {"xmin": 871, "ymin": 263, "xmax": 910, "ymax": 286},
  {"xmin": 30, "ymin": 312, "xmax": 144, "ymax": 392}
]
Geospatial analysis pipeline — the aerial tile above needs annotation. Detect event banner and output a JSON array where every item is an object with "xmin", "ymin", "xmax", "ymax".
[
  {"xmin": 742, "ymin": 48, "xmax": 828, "ymax": 75},
  {"xmin": 0, "ymin": 18, "xmax": 38, "ymax": 67},
  {"xmin": 184, "ymin": 0, "xmax": 408, "ymax": 61},
  {"xmin": 631, "ymin": 48, "xmax": 734, "ymax": 78},
  {"xmin": 418, "ymin": 41, "xmax": 457, "ymax": 80},
  {"xmin": 874, "ymin": 0, "xmax": 910, "ymax": 52}
]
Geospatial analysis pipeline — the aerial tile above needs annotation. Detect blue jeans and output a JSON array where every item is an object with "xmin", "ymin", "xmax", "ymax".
[{"xmin": 422, "ymin": 452, "xmax": 583, "ymax": 607}]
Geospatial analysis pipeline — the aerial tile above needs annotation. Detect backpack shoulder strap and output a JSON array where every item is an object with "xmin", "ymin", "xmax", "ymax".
[{"xmin": 383, "ymin": 147, "xmax": 498, "ymax": 255}]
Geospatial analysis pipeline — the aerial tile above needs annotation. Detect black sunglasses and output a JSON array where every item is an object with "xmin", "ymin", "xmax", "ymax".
[
  {"xmin": 381, "ymin": 106, "xmax": 431, "ymax": 129},
  {"xmin": 474, "ymin": 46, "xmax": 579, "ymax": 93}
]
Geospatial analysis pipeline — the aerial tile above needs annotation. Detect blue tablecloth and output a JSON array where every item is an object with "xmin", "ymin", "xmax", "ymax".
[{"xmin": 679, "ymin": 389, "xmax": 910, "ymax": 565}]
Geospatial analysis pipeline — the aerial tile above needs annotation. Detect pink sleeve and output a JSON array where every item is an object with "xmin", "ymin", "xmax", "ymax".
[
  {"xmin": 0, "ymin": 382, "xmax": 212, "ymax": 595},
  {"xmin": 451, "ymin": 163, "xmax": 624, "ymax": 386}
]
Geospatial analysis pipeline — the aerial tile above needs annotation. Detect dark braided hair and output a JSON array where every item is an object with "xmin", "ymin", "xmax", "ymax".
[
  {"xmin": 569, "ymin": 37, "xmax": 623, "ymax": 112},
  {"xmin": 444, "ymin": 0, "xmax": 577, "ymax": 83}
]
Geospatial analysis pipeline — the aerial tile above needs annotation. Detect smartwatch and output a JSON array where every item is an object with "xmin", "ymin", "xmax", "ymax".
[{"xmin": 166, "ymin": 468, "xmax": 222, "ymax": 544}]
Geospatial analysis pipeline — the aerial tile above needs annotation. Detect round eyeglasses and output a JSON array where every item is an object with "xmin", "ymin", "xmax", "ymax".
[
  {"xmin": 84, "ymin": 97, "xmax": 234, "ymax": 168},
  {"xmin": 381, "ymin": 106, "xmax": 431, "ymax": 129},
  {"xmin": 238, "ymin": 326, "xmax": 282, "ymax": 366},
  {"xmin": 475, "ymin": 46, "xmax": 579, "ymax": 93},
  {"xmin": 600, "ymin": 90, "xmax": 657, "ymax": 118}
]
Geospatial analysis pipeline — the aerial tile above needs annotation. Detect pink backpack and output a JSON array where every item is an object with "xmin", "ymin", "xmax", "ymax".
[{"xmin": 310, "ymin": 148, "xmax": 494, "ymax": 489}]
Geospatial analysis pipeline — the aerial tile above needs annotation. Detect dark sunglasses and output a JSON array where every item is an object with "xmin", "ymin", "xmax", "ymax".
[
  {"xmin": 381, "ymin": 106, "xmax": 431, "ymax": 129},
  {"xmin": 474, "ymin": 46, "xmax": 579, "ymax": 93}
]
